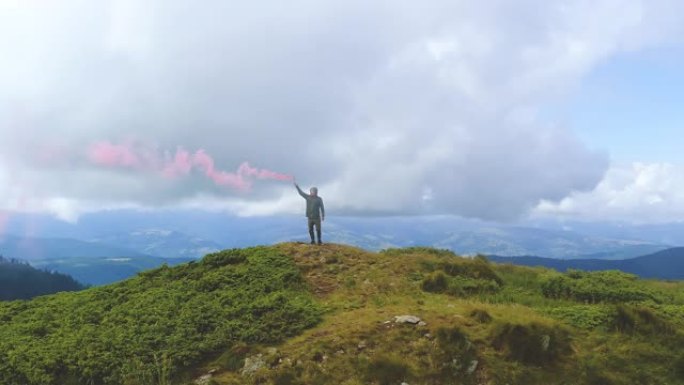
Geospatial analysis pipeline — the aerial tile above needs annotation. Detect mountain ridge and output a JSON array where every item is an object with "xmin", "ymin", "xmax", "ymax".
[
  {"xmin": 488, "ymin": 246, "xmax": 684, "ymax": 280},
  {"xmin": 0, "ymin": 243, "xmax": 682, "ymax": 384}
]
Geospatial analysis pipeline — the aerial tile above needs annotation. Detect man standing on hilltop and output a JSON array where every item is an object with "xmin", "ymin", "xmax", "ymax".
[{"xmin": 294, "ymin": 178, "xmax": 325, "ymax": 245}]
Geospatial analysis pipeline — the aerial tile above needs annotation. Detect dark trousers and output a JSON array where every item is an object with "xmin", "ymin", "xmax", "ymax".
[{"xmin": 308, "ymin": 218, "xmax": 322, "ymax": 243}]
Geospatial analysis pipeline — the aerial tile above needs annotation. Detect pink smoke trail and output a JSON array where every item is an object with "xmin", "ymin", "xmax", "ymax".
[
  {"xmin": 162, "ymin": 148, "xmax": 193, "ymax": 178},
  {"xmin": 237, "ymin": 162, "xmax": 294, "ymax": 181},
  {"xmin": 88, "ymin": 141, "xmax": 141, "ymax": 167},
  {"xmin": 86, "ymin": 141, "xmax": 293, "ymax": 191},
  {"xmin": 192, "ymin": 150, "xmax": 251, "ymax": 190}
]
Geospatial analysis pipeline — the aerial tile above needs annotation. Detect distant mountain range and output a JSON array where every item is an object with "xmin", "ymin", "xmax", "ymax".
[
  {"xmin": 0, "ymin": 234, "xmax": 195, "ymax": 285},
  {"xmin": 90, "ymin": 229, "xmax": 222, "ymax": 259},
  {"xmin": 0, "ymin": 235, "xmax": 150, "ymax": 260},
  {"xmin": 1, "ymin": 211, "xmax": 675, "ymax": 260},
  {"xmin": 0, "ymin": 210, "xmax": 681, "ymax": 285},
  {"xmin": 30, "ymin": 255, "xmax": 194, "ymax": 286},
  {"xmin": 488, "ymin": 247, "xmax": 684, "ymax": 280}
]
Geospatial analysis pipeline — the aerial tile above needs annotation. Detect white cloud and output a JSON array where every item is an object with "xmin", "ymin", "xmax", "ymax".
[
  {"xmin": 0, "ymin": 0, "xmax": 683, "ymax": 221},
  {"xmin": 534, "ymin": 162, "xmax": 684, "ymax": 223}
]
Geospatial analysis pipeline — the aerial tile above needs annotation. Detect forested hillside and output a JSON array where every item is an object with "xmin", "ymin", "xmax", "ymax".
[{"xmin": 0, "ymin": 256, "xmax": 85, "ymax": 300}]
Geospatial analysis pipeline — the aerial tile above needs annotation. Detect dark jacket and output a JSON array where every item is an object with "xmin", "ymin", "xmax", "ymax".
[{"xmin": 296, "ymin": 185, "xmax": 325, "ymax": 219}]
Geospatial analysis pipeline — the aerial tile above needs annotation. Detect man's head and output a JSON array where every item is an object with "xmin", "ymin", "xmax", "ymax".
[{"xmin": 310, "ymin": 187, "xmax": 318, "ymax": 196}]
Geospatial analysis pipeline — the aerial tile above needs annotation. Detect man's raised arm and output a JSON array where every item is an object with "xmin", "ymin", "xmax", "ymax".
[{"xmin": 294, "ymin": 179, "xmax": 308, "ymax": 198}]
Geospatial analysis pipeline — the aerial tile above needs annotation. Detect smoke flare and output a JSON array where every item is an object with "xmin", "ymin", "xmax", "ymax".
[{"xmin": 87, "ymin": 141, "xmax": 293, "ymax": 191}]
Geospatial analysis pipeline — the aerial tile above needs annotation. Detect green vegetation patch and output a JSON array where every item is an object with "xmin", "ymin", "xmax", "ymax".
[
  {"xmin": 0, "ymin": 247, "xmax": 322, "ymax": 385},
  {"xmin": 542, "ymin": 305, "xmax": 614, "ymax": 330},
  {"xmin": 491, "ymin": 321, "xmax": 572, "ymax": 366},
  {"xmin": 381, "ymin": 247, "xmax": 457, "ymax": 258},
  {"xmin": 363, "ymin": 355, "xmax": 412, "ymax": 385},
  {"xmin": 540, "ymin": 269, "xmax": 668, "ymax": 304},
  {"xmin": 611, "ymin": 305, "xmax": 676, "ymax": 335},
  {"xmin": 433, "ymin": 326, "xmax": 479, "ymax": 381},
  {"xmin": 421, "ymin": 255, "xmax": 503, "ymax": 296}
]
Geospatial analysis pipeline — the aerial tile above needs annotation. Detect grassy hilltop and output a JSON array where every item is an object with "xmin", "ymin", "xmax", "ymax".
[{"xmin": 1, "ymin": 243, "xmax": 684, "ymax": 385}]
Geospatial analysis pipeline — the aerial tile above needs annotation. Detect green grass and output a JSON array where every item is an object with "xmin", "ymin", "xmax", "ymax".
[
  {"xmin": 2, "ymin": 244, "xmax": 684, "ymax": 385},
  {"xmin": 0, "ymin": 247, "xmax": 321, "ymax": 385}
]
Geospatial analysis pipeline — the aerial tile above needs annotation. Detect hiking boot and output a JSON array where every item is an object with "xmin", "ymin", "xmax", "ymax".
[
  {"xmin": 310, "ymin": 241, "xmax": 316, "ymax": 245},
  {"xmin": 317, "ymin": 241, "xmax": 323, "ymax": 245}
]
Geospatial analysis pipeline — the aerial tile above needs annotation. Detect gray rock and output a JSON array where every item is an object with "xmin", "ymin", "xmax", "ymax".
[
  {"xmin": 266, "ymin": 347, "xmax": 278, "ymax": 356},
  {"xmin": 467, "ymin": 360, "xmax": 479, "ymax": 375},
  {"xmin": 241, "ymin": 354, "xmax": 266, "ymax": 376},
  {"xmin": 541, "ymin": 335, "xmax": 551, "ymax": 351},
  {"xmin": 394, "ymin": 315, "xmax": 422, "ymax": 324},
  {"xmin": 194, "ymin": 374, "xmax": 212, "ymax": 385}
]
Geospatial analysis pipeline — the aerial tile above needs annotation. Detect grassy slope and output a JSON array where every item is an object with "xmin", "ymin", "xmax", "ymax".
[
  {"xmin": 211, "ymin": 244, "xmax": 684, "ymax": 385},
  {"xmin": 1, "ymin": 243, "xmax": 683, "ymax": 385},
  {"xmin": 0, "ymin": 247, "xmax": 320, "ymax": 385}
]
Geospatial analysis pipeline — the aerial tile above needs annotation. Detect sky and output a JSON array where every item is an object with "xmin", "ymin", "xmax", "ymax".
[{"xmin": 1, "ymin": 0, "xmax": 684, "ymax": 224}]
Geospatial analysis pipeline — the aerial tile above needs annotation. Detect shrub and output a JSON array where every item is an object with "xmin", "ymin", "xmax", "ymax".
[
  {"xmin": 201, "ymin": 248, "xmax": 249, "ymax": 267},
  {"xmin": 447, "ymin": 276, "xmax": 501, "ymax": 296},
  {"xmin": 420, "ymin": 255, "xmax": 503, "ymax": 297},
  {"xmin": 580, "ymin": 357, "xmax": 615, "ymax": 385},
  {"xmin": 436, "ymin": 326, "xmax": 472, "ymax": 354},
  {"xmin": 491, "ymin": 322, "xmax": 572, "ymax": 366},
  {"xmin": 381, "ymin": 247, "xmax": 456, "ymax": 258},
  {"xmin": 541, "ymin": 270, "xmax": 665, "ymax": 304},
  {"xmin": 273, "ymin": 369, "xmax": 299, "ymax": 385},
  {"xmin": 422, "ymin": 271, "xmax": 449, "ymax": 293},
  {"xmin": 542, "ymin": 305, "xmax": 612, "ymax": 329},
  {"xmin": 438, "ymin": 259, "xmax": 503, "ymax": 286},
  {"xmin": 213, "ymin": 343, "xmax": 251, "ymax": 371},
  {"xmin": 611, "ymin": 305, "xmax": 675, "ymax": 335},
  {"xmin": 674, "ymin": 353, "xmax": 684, "ymax": 380},
  {"xmin": 434, "ymin": 326, "xmax": 479, "ymax": 380},
  {"xmin": 470, "ymin": 309, "xmax": 493, "ymax": 323},
  {"xmin": 364, "ymin": 356, "xmax": 411, "ymax": 385}
]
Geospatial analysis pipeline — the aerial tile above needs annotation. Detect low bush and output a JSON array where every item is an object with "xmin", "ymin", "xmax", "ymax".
[
  {"xmin": 447, "ymin": 276, "xmax": 501, "ymax": 296},
  {"xmin": 470, "ymin": 308, "xmax": 493, "ymax": 323},
  {"xmin": 491, "ymin": 321, "xmax": 572, "ymax": 366},
  {"xmin": 434, "ymin": 326, "xmax": 479, "ymax": 381},
  {"xmin": 420, "ymin": 255, "xmax": 503, "ymax": 297},
  {"xmin": 422, "ymin": 271, "xmax": 449, "ymax": 293},
  {"xmin": 438, "ymin": 258, "xmax": 503, "ymax": 286},
  {"xmin": 542, "ymin": 305, "xmax": 613, "ymax": 329},
  {"xmin": 364, "ymin": 356, "xmax": 411, "ymax": 385},
  {"xmin": 674, "ymin": 354, "xmax": 684, "ymax": 380},
  {"xmin": 381, "ymin": 247, "xmax": 456, "ymax": 258},
  {"xmin": 611, "ymin": 305, "xmax": 675, "ymax": 335},
  {"xmin": 541, "ymin": 270, "xmax": 666, "ymax": 304}
]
